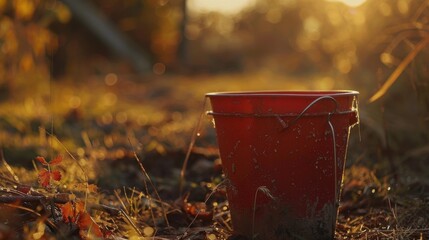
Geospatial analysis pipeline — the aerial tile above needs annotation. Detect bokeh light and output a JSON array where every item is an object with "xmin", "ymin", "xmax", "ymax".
[
  {"xmin": 188, "ymin": 0, "xmax": 256, "ymax": 14},
  {"xmin": 327, "ymin": 0, "xmax": 367, "ymax": 7}
]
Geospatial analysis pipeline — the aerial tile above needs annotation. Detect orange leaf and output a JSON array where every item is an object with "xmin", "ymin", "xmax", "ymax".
[
  {"xmin": 49, "ymin": 155, "xmax": 63, "ymax": 166},
  {"xmin": 51, "ymin": 170, "xmax": 62, "ymax": 182},
  {"xmin": 185, "ymin": 202, "xmax": 213, "ymax": 221},
  {"xmin": 87, "ymin": 184, "xmax": 98, "ymax": 193},
  {"xmin": 61, "ymin": 201, "xmax": 85, "ymax": 223},
  {"xmin": 38, "ymin": 168, "xmax": 50, "ymax": 187},
  {"xmin": 35, "ymin": 156, "xmax": 48, "ymax": 165},
  {"xmin": 75, "ymin": 201, "xmax": 85, "ymax": 214},
  {"xmin": 78, "ymin": 212, "xmax": 103, "ymax": 238},
  {"xmin": 61, "ymin": 202, "xmax": 76, "ymax": 223}
]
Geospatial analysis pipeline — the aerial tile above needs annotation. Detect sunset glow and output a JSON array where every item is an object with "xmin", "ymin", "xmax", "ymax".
[
  {"xmin": 188, "ymin": 0, "xmax": 255, "ymax": 14},
  {"xmin": 328, "ymin": 0, "xmax": 367, "ymax": 7}
]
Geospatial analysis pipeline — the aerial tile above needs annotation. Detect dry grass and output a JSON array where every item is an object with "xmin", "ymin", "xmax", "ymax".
[{"xmin": 0, "ymin": 73, "xmax": 428, "ymax": 239}]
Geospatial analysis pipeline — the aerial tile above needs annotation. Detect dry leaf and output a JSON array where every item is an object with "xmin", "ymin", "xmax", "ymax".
[
  {"xmin": 49, "ymin": 155, "xmax": 63, "ymax": 165},
  {"xmin": 38, "ymin": 169, "xmax": 50, "ymax": 187},
  {"xmin": 61, "ymin": 202, "xmax": 77, "ymax": 223},
  {"xmin": 35, "ymin": 156, "xmax": 48, "ymax": 165},
  {"xmin": 51, "ymin": 170, "xmax": 62, "ymax": 182},
  {"xmin": 185, "ymin": 202, "xmax": 213, "ymax": 221},
  {"xmin": 78, "ymin": 212, "xmax": 103, "ymax": 238}
]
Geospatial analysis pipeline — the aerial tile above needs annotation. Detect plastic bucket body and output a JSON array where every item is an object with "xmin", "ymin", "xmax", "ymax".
[{"xmin": 206, "ymin": 91, "xmax": 359, "ymax": 240}]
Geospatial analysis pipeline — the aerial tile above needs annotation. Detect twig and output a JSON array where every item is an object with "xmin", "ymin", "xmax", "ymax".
[
  {"xmin": 114, "ymin": 190, "xmax": 129, "ymax": 215},
  {"xmin": 180, "ymin": 97, "xmax": 208, "ymax": 194},
  {"xmin": 0, "ymin": 194, "xmax": 139, "ymax": 222},
  {"xmin": 87, "ymin": 203, "xmax": 122, "ymax": 216},
  {"xmin": 128, "ymin": 138, "xmax": 170, "ymax": 227},
  {"xmin": 2, "ymin": 203, "xmax": 58, "ymax": 231},
  {"xmin": 182, "ymin": 179, "xmax": 227, "ymax": 238},
  {"xmin": 0, "ymin": 149, "xmax": 20, "ymax": 183},
  {"xmin": 0, "ymin": 193, "xmax": 70, "ymax": 204},
  {"xmin": 127, "ymin": 148, "xmax": 157, "ymax": 230},
  {"xmin": 119, "ymin": 208, "xmax": 143, "ymax": 236},
  {"xmin": 369, "ymin": 38, "xmax": 429, "ymax": 102},
  {"xmin": 0, "ymin": 174, "xmax": 21, "ymax": 187},
  {"xmin": 44, "ymin": 131, "xmax": 90, "ymax": 210}
]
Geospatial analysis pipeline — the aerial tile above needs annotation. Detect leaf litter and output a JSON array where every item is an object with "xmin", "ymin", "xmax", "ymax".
[{"xmin": 0, "ymin": 77, "xmax": 428, "ymax": 239}]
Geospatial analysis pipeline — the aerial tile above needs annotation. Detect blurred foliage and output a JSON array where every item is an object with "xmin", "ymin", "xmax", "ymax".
[
  {"xmin": 0, "ymin": 0, "xmax": 70, "ymax": 94},
  {"xmin": 1, "ymin": 0, "xmax": 429, "ymax": 179},
  {"xmin": 92, "ymin": 0, "xmax": 184, "ymax": 66},
  {"xmin": 185, "ymin": 0, "xmax": 428, "ymax": 78}
]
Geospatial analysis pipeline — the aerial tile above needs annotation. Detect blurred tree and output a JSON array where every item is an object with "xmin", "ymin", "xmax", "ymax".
[
  {"xmin": 0, "ymin": 0, "xmax": 67, "ymax": 97},
  {"xmin": 60, "ymin": 0, "xmax": 151, "ymax": 73},
  {"xmin": 50, "ymin": 0, "xmax": 187, "ymax": 75}
]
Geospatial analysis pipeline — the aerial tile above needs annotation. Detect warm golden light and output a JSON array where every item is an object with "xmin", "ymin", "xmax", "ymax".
[
  {"xmin": 327, "ymin": 0, "xmax": 367, "ymax": 7},
  {"xmin": 188, "ymin": 0, "xmax": 255, "ymax": 14}
]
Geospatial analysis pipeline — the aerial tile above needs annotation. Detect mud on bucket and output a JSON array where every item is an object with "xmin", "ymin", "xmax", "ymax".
[{"xmin": 206, "ymin": 91, "xmax": 359, "ymax": 240}]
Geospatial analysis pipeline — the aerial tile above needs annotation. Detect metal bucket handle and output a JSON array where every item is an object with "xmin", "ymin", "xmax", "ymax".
[{"xmin": 275, "ymin": 96, "xmax": 342, "ymax": 208}]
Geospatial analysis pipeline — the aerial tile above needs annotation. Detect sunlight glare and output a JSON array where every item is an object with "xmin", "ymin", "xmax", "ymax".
[
  {"xmin": 188, "ymin": 0, "xmax": 255, "ymax": 14},
  {"xmin": 327, "ymin": 0, "xmax": 367, "ymax": 7}
]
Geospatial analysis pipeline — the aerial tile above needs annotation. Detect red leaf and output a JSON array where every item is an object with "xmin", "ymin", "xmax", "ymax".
[
  {"xmin": 49, "ymin": 155, "xmax": 63, "ymax": 166},
  {"xmin": 35, "ymin": 156, "xmax": 48, "ymax": 166},
  {"xmin": 61, "ymin": 201, "xmax": 85, "ymax": 223},
  {"xmin": 38, "ymin": 168, "xmax": 50, "ymax": 187},
  {"xmin": 184, "ymin": 202, "xmax": 213, "ymax": 221},
  {"xmin": 51, "ymin": 170, "xmax": 62, "ymax": 182},
  {"xmin": 61, "ymin": 202, "xmax": 76, "ymax": 223},
  {"xmin": 16, "ymin": 185, "xmax": 31, "ymax": 194},
  {"xmin": 78, "ymin": 212, "xmax": 103, "ymax": 238}
]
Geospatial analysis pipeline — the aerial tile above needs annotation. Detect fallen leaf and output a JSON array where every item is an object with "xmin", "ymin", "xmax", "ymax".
[
  {"xmin": 61, "ymin": 202, "xmax": 77, "ymax": 223},
  {"xmin": 78, "ymin": 212, "xmax": 103, "ymax": 238},
  {"xmin": 185, "ymin": 202, "xmax": 213, "ymax": 221}
]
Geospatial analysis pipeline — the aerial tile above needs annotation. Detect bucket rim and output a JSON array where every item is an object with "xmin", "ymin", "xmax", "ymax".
[{"xmin": 206, "ymin": 90, "xmax": 359, "ymax": 97}]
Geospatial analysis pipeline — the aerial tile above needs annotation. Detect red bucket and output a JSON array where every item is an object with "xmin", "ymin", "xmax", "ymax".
[{"xmin": 206, "ymin": 91, "xmax": 359, "ymax": 239}]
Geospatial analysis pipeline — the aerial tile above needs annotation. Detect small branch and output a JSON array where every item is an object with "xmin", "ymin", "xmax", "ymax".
[
  {"xmin": 128, "ymin": 139, "xmax": 170, "ymax": 227},
  {"xmin": 0, "ymin": 194, "xmax": 133, "ymax": 221},
  {"xmin": 0, "ymin": 194, "xmax": 70, "ymax": 204},
  {"xmin": 2, "ymin": 203, "xmax": 58, "ymax": 231}
]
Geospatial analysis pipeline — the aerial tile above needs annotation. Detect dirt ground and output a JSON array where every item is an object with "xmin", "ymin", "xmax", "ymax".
[{"xmin": 0, "ymin": 72, "xmax": 428, "ymax": 239}]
